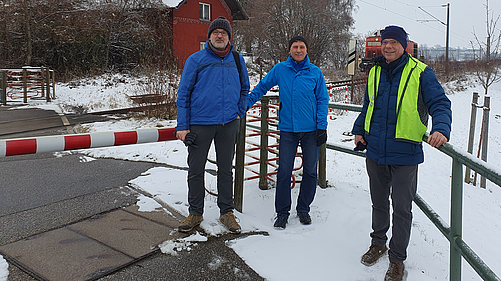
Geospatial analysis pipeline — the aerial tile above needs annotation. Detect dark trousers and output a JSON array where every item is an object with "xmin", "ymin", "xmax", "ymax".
[
  {"xmin": 276, "ymin": 131, "xmax": 319, "ymax": 216},
  {"xmin": 366, "ymin": 157, "xmax": 418, "ymax": 262},
  {"xmin": 187, "ymin": 119, "xmax": 239, "ymax": 216}
]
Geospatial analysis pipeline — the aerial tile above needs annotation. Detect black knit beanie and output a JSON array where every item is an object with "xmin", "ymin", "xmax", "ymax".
[
  {"xmin": 208, "ymin": 16, "xmax": 232, "ymax": 40},
  {"xmin": 289, "ymin": 36, "xmax": 308, "ymax": 50},
  {"xmin": 381, "ymin": 25, "xmax": 407, "ymax": 50}
]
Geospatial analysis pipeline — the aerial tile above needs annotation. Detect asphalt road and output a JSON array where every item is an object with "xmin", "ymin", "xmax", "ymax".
[{"xmin": 0, "ymin": 106, "xmax": 265, "ymax": 281}]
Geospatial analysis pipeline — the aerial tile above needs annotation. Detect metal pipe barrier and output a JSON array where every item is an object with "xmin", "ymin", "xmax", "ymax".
[
  {"xmin": 323, "ymin": 102, "xmax": 501, "ymax": 281},
  {"xmin": 0, "ymin": 127, "xmax": 177, "ymax": 157},
  {"xmin": 1, "ymin": 67, "xmax": 55, "ymax": 103},
  {"xmin": 241, "ymin": 95, "xmax": 304, "ymax": 191}
]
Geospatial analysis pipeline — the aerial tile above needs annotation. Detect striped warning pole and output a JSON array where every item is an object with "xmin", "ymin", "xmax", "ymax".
[{"xmin": 0, "ymin": 127, "xmax": 177, "ymax": 157}]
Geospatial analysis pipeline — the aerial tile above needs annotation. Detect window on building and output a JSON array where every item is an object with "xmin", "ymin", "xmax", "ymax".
[
  {"xmin": 200, "ymin": 42, "xmax": 205, "ymax": 50},
  {"xmin": 199, "ymin": 3, "xmax": 210, "ymax": 21}
]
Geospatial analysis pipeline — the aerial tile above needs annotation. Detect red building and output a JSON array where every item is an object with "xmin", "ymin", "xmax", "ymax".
[{"xmin": 164, "ymin": 0, "xmax": 248, "ymax": 68}]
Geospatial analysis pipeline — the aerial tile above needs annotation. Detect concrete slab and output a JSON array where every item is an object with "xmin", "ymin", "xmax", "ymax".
[
  {"xmin": 123, "ymin": 205, "xmax": 184, "ymax": 229},
  {"xmin": 67, "ymin": 209, "xmax": 180, "ymax": 258},
  {"xmin": 0, "ymin": 227, "xmax": 133, "ymax": 281}
]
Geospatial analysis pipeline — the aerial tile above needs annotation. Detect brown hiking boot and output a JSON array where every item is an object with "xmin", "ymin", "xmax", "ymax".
[
  {"xmin": 361, "ymin": 244, "xmax": 388, "ymax": 266},
  {"xmin": 178, "ymin": 214, "xmax": 203, "ymax": 233},
  {"xmin": 219, "ymin": 212, "xmax": 241, "ymax": 233},
  {"xmin": 384, "ymin": 261, "xmax": 405, "ymax": 281}
]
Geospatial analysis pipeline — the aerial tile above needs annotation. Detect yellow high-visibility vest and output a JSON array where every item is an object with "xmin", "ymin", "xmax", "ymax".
[{"xmin": 364, "ymin": 55, "xmax": 428, "ymax": 143}]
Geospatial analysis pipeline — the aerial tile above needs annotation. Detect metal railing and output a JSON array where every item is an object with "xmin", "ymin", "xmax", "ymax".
[
  {"xmin": 326, "ymin": 103, "xmax": 500, "ymax": 281},
  {"xmin": 234, "ymin": 100, "xmax": 501, "ymax": 281}
]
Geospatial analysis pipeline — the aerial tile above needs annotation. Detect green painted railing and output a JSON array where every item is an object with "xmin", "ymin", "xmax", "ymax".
[{"xmin": 327, "ymin": 102, "xmax": 501, "ymax": 281}]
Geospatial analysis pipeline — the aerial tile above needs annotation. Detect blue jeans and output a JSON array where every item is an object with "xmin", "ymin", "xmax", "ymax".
[{"xmin": 275, "ymin": 131, "xmax": 320, "ymax": 216}]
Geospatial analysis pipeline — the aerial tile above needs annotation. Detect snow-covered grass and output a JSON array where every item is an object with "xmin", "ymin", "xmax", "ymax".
[{"xmin": 1, "ymin": 72, "xmax": 500, "ymax": 281}]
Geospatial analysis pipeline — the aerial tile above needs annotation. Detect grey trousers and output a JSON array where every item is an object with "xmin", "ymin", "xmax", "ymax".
[
  {"xmin": 366, "ymin": 157, "xmax": 418, "ymax": 263},
  {"xmin": 187, "ymin": 119, "xmax": 239, "ymax": 216}
]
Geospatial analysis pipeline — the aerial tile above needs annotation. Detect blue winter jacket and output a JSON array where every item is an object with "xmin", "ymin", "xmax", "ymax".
[
  {"xmin": 247, "ymin": 55, "xmax": 329, "ymax": 132},
  {"xmin": 176, "ymin": 41, "xmax": 250, "ymax": 130},
  {"xmin": 352, "ymin": 53, "xmax": 452, "ymax": 165}
]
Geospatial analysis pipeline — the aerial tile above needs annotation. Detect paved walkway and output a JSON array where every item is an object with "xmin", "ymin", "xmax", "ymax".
[{"xmin": 0, "ymin": 106, "xmax": 264, "ymax": 281}]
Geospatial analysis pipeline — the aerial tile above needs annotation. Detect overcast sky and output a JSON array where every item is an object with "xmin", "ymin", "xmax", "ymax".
[{"xmin": 352, "ymin": 0, "xmax": 501, "ymax": 49}]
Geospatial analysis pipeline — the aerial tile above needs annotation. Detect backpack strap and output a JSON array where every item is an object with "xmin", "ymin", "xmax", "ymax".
[{"xmin": 232, "ymin": 49, "xmax": 243, "ymax": 81}]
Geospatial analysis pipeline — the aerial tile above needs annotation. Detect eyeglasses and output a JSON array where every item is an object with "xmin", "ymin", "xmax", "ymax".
[
  {"xmin": 212, "ymin": 30, "xmax": 228, "ymax": 36},
  {"xmin": 381, "ymin": 40, "xmax": 399, "ymax": 45}
]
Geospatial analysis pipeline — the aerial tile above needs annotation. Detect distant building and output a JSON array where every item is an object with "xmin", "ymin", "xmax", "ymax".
[
  {"xmin": 419, "ymin": 46, "xmax": 478, "ymax": 61},
  {"xmin": 163, "ymin": 0, "xmax": 248, "ymax": 68}
]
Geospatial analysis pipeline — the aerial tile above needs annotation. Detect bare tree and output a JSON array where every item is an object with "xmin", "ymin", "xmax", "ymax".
[
  {"xmin": 471, "ymin": 0, "xmax": 501, "ymax": 96},
  {"xmin": 235, "ymin": 0, "xmax": 354, "ymax": 69}
]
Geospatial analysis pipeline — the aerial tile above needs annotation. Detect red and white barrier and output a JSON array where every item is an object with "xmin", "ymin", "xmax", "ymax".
[{"xmin": 0, "ymin": 127, "xmax": 177, "ymax": 157}]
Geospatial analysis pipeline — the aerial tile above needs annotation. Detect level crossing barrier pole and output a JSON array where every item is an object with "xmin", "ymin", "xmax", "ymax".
[
  {"xmin": 0, "ymin": 127, "xmax": 177, "ymax": 157},
  {"xmin": 465, "ymin": 92, "xmax": 479, "ymax": 183},
  {"xmin": 234, "ymin": 116, "xmax": 246, "ymax": 212},
  {"xmin": 259, "ymin": 97, "xmax": 270, "ymax": 190}
]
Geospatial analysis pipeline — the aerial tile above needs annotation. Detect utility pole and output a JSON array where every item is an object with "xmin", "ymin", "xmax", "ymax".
[
  {"xmin": 418, "ymin": 3, "xmax": 450, "ymax": 74},
  {"xmin": 444, "ymin": 3, "xmax": 450, "ymax": 76}
]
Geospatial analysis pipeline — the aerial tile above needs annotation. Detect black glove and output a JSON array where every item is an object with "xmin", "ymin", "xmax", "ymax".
[
  {"xmin": 354, "ymin": 141, "xmax": 367, "ymax": 151},
  {"xmin": 316, "ymin": 129, "xmax": 327, "ymax": 146},
  {"xmin": 184, "ymin": 132, "xmax": 198, "ymax": 148}
]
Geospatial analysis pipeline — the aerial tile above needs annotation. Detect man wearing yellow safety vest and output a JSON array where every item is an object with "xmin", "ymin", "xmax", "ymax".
[{"xmin": 351, "ymin": 25, "xmax": 452, "ymax": 281}]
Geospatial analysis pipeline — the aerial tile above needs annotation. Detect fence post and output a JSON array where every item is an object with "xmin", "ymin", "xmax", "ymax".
[
  {"xmin": 41, "ymin": 67, "xmax": 46, "ymax": 98},
  {"xmin": 51, "ymin": 70, "xmax": 56, "ymax": 99},
  {"xmin": 45, "ymin": 67, "xmax": 51, "ymax": 102},
  {"xmin": 465, "ymin": 92, "xmax": 478, "ymax": 183},
  {"xmin": 23, "ymin": 68, "xmax": 28, "ymax": 103},
  {"xmin": 480, "ymin": 96, "xmax": 490, "ymax": 188},
  {"xmin": 1, "ymin": 70, "xmax": 6, "ymax": 105},
  {"xmin": 450, "ymin": 157, "xmax": 463, "ymax": 281},
  {"xmin": 318, "ymin": 143, "xmax": 327, "ymax": 188},
  {"xmin": 234, "ymin": 116, "xmax": 246, "ymax": 213},
  {"xmin": 259, "ymin": 96, "xmax": 269, "ymax": 190}
]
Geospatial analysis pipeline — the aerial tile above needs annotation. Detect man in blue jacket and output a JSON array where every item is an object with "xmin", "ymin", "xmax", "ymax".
[
  {"xmin": 352, "ymin": 25, "xmax": 452, "ymax": 281},
  {"xmin": 247, "ymin": 36, "xmax": 329, "ymax": 229},
  {"xmin": 175, "ymin": 16, "xmax": 250, "ymax": 234}
]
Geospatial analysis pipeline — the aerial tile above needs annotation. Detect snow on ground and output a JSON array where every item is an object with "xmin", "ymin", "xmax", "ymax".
[{"xmin": 1, "ymin": 73, "xmax": 501, "ymax": 281}]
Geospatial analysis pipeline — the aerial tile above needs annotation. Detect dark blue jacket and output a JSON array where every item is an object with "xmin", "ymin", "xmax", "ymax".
[
  {"xmin": 176, "ymin": 42, "xmax": 250, "ymax": 130},
  {"xmin": 352, "ymin": 53, "xmax": 452, "ymax": 165},
  {"xmin": 247, "ymin": 55, "xmax": 329, "ymax": 132}
]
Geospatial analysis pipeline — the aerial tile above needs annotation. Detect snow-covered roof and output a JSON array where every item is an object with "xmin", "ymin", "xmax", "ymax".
[{"xmin": 161, "ymin": 0, "xmax": 184, "ymax": 8}]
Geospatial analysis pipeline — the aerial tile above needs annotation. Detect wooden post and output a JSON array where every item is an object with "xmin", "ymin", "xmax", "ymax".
[
  {"xmin": 45, "ymin": 67, "xmax": 51, "ymax": 102},
  {"xmin": 480, "ymin": 96, "xmax": 490, "ymax": 188},
  {"xmin": 464, "ymin": 92, "xmax": 478, "ymax": 183},
  {"xmin": 41, "ymin": 67, "xmax": 45, "ymax": 98},
  {"xmin": 51, "ymin": 70, "xmax": 56, "ymax": 99},
  {"xmin": 259, "ymin": 96, "xmax": 269, "ymax": 190},
  {"xmin": 1, "ymin": 70, "xmax": 6, "ymax": 105},
  {"xmin": 233, "ymin": 116, "xmax": 246, "ymax": 213},
  {"xmin": 23, "ymin": 69, "xmax": 28, "ymax": 103}
]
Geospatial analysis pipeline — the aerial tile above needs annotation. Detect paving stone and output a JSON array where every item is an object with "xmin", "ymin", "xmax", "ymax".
[
  {"xmin": 123, "ymin": 205, "xmax": 185, "ymax": 230},
  {"xmin": 67, "ymin": 210, "xmax": 178, "ymax": 258},
  {"xmin": 0, "ymin": 228, "xmax": 133, "ymax": 281}
]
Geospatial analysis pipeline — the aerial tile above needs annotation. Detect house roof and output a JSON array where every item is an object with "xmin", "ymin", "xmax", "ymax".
[{"xmin": 162, "ymin": 0, "xmax": 248, "ymax": 20}]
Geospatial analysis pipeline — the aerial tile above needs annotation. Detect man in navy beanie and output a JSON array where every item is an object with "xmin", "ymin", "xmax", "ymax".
[{"xmin": 351, "ymin": 25, "xmax": 452, "ymax": 281}]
